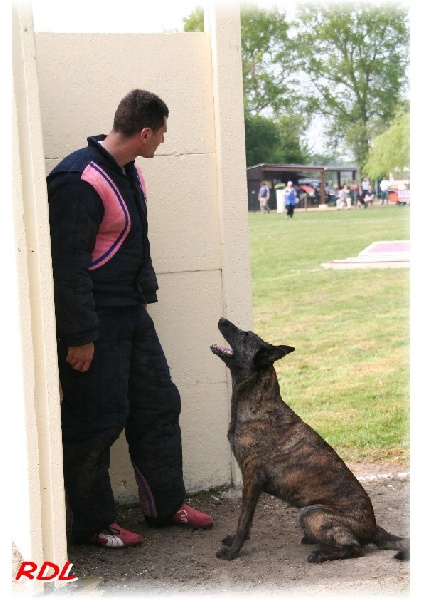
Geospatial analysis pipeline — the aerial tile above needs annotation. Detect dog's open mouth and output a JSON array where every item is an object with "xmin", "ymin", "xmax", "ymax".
[{"xmin": 210, "ymin": 343, "xmax": 233, "ymax": 357}]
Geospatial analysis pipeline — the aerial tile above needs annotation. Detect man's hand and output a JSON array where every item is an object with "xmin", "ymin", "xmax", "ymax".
[{"xmin": 66, "ymin": 343, "xmax": 95, "ymax": 372}]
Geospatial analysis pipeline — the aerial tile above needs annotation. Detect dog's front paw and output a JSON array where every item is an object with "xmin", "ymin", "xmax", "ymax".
[
  {"xmin": 216, "ymin": 546, "xmax": 239, "ymax": 560},
  {"xmin": 221, "ymin": 534, "xmax": 235, "ymax": 546}
]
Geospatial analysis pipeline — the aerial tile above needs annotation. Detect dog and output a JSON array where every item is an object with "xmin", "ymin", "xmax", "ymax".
[{"xmin": 211, "ymin": 317, "xmax": 409, "ymax": 563}]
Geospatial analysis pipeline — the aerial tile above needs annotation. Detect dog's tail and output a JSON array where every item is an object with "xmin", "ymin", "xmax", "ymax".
[{"xmin": 372, "ymin": 525, "xmax": 409, "ymax": 560}]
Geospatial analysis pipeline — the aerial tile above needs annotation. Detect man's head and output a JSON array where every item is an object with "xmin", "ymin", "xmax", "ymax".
[
  {"xmin": 113, "ymin": 89, "xmax": 169, "ymax": 136},
  {"xmin": 110, "ymin": 89, "xmax": 169, "ymax": 159}
]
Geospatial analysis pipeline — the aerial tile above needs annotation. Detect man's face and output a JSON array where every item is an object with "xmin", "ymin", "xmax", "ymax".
[{"xmin": 139, "ymin": 117, "xmax": 167, "ymax": 158}]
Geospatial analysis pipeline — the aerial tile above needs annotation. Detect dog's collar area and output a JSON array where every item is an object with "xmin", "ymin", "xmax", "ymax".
[{"xmin": 211, "ymin": 343, "xmax": 233, "ymax": 356}]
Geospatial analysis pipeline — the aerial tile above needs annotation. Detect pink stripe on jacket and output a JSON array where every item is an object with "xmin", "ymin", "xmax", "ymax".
[{"xmin": 81, "ymin": 162, "xmax": 131, "ymax": 270}]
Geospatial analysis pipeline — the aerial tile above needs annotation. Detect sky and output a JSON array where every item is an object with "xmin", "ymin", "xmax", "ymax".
[
  {"xmin": 32, "ymin": 0, "xmax": 214, "ymax": 32},
  {"xmin": 30, "ymin": 0, "xmax": 297, "ymax": 33},
  {"xmin": 30, "ymin": 0, "xmax": 414, "ymax": 34}
]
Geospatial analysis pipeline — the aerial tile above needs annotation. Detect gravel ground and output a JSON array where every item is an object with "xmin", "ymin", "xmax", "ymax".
[{"xmin": 35, "ymin": 460, "xmax": 411, "ymax": 600}]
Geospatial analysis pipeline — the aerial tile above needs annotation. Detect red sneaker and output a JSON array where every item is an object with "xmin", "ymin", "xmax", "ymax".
[
  {"xmin": 170, "ymin": 503, "xmax": 214, "ymax": 529},
  {"xmin": 87, "ymin": 522, "xmax": 143, "ymax": 548}
]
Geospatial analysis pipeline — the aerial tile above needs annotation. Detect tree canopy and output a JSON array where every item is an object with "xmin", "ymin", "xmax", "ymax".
[
  {"xmin": 364, "ymin": 104, "xmax": 410, "ymax": 180},
  {"xmin": 184, "ymin": 4, "xmax": 294, "ymax": 115},
  {"xmin": 293, "ymin": 2, "xmax": 409, "ymax": 171},
  {"xmin": 245, "ymin": 112, "xmax": 311, "ymax": 166},
  {"xmin": 240, "ymin": 5, "xmax": 294, "ymax": 115},
  {"xmin": 184, "ymin": 3, "xmax": 310, "ymax": 166},
  {"xmin": 183, "ymin": 2, "xmax": 409, "ymax": 172},
  {"xmin": 182, "ymin": 6, "xmax": 203, "ymax": 31}
]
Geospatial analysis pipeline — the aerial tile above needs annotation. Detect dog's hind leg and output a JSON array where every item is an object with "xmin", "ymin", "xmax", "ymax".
[
  {"xmin": 298, "ymin": 505, "xmax": 364, "ymax": 563},
  {"xmin": 372, "ymin": 525, "xmax": 409, "ymax": 559},
  {"xmin": 216, "ymin": 480, "xmax": 261, "ymax": 560}
]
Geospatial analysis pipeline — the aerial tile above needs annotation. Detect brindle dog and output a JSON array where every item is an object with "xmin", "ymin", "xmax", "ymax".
[{"xmin": 211, "ymin": 317, "xmax": 409, "ymax": 563}]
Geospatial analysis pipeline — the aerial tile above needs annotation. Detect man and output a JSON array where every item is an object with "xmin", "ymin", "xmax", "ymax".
[
  {"xmin": 284, "ymin": 181, "xmax": 296, "ymax": 218},
  {"xmin": 47, "ymin": 89, "xmax": 213, "ymax": 548},
  {"xmin": 258, "ymin": 181, "xmax": 270, "ymax": 213},
  {"xmin": 380, "ymin": 177, "xmax": 390, "ymax": 205}
]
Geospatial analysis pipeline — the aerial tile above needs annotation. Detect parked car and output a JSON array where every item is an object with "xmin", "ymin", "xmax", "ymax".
[
  {"xmin": 299, "ymin": 184, "xmax": 315, "ymax": 195},
  {"xmin": 298, "ymin": 179, "xmax": 336, "ymax": 205}
]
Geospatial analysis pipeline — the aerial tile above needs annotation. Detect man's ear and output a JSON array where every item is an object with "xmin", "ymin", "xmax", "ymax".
[
  {"xmin": 253, "ymin": 344, "xmax": 295, "ymax": 368},
  {"xmin": 139, "ymin": 127, "xmax": 152, "ymax": 142}
]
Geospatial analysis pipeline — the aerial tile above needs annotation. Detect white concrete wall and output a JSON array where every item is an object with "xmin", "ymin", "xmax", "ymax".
[
  {"xmin": 34, "ymin": 4, "xmax": 251, "ymax": 503},
  {"xmin": 11, "ymin": 1, "xmax": 252, "ymax": 589},
  {"xmin": 12, "ymin": 4, "xmax": 68, "ymax": 594}
]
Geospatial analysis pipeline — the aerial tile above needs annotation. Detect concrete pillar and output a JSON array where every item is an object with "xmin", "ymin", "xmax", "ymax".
[
  {"xmin": 205, "ymin": 1, "xmax": 252, "ymax": 486},
  {"xmin": 11, "ymin": 4, "xmax": 67, "ymax": 594}
]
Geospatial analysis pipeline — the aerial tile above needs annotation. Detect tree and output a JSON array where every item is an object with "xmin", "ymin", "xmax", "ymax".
[
  {"xmin": 276, "ymin": 113, "xmax": 312, "ymax": 163},
  {"xmin": 364, "ymin": 105, "xmax": 410, "ymax": 180},
  {"xmin": 293, "ymin": 2, "xmax": 409, "ymax": 171},
  {"xmin": 245, "ymin": 112, "xmax": 310, "ymax": 166},
  {"xmin": 184, "ymin": 4, "xmax": 295, "ymax": 114},
  {"xmin": 239, "ymin": 4, "xmax": 296, "ymax": 115},
  {"xmin": 183, "ymin": 3, "xmax": 409, "ymax": 171},
  {"xmin": 183, "ymin": 6, "xmax": 203, "ymax": 31},
  {"xmin": 184, "ymin": 4, "xmax": 310, "ymax": 167},
  {"xmin": 244, "ymin": 113, "xmax": 282, "ymax": 166}
]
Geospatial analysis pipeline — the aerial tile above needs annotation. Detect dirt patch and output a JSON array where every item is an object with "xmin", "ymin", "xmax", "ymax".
[{"xmin": 55, "ymin": 461, "xmax": 409, "ymax": 599}]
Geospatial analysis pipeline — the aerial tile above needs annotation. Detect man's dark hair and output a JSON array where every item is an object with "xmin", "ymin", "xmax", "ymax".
[{"xmin": 113, "ymin": 89, "xmax": 169, "ymax": 136}]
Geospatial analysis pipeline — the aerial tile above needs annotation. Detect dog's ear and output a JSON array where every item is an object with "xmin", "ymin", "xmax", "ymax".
[{"xmin": 254, "ymin": 344, "xmax": 295, "ymax": 368}]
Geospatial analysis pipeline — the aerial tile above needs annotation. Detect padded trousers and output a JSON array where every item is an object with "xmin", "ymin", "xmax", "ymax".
[{"xmin": 57, "ymin": 304, "xmax": 186, "ymax": 542}]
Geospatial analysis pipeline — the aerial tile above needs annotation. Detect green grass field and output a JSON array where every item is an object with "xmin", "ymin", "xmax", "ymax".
[{"xmin": 248, "ymin": 205, "xmax": 410, "ymax": 464}]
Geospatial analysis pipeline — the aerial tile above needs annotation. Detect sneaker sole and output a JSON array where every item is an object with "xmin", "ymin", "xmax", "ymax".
[
  {"xmin": 171, "ymin": 522, "xmax": 214, "ymax": 530},
  {"xmin": 87, "ymin": 536, "xmax": 143, "ymax": 548}
]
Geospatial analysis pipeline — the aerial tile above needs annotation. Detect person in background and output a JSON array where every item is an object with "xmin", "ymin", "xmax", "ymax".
[
  {"xmin": 350, "ymin": 180, "xmax": 358, "ymax": 206},
  {"xmin": 336, "ymin": 188, "xmax": 343, "ymax": 209},
  {"xmin": 258, "ymin": 181, "xmax": 271, "ymax": 214},
  {"xmin": 337, "ymin": 182, "xmax": 351, "ymax": 209},
  {"xmin": 284, "ymin": 181, "xmax": 297, "ymax": 218},
  {"xmin": 365, "ymin": 182, "xmax": 375, "ymax": 208},
  {"xmin": 47, "ymin": 89, "xmax": 213, "ymax": 549},
  {"xmin": 380, "ymin": 176, "xmax": 390, "ymax": 205},
  {"xmin": 356, "ymin": 184, "xmax": 366, "ymax": 208},
  {"xmin": 336, "ymin": 189, "xmax": 344, "ymax": 209},
  {"xmin": 361, "ymin": 177, "xmax": 369, "ymax": 195}
]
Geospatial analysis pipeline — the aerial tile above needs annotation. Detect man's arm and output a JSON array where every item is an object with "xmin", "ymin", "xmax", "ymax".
[{"xmin": 48, "ymin": 175, "xmax": 103, "ymax": 347}]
